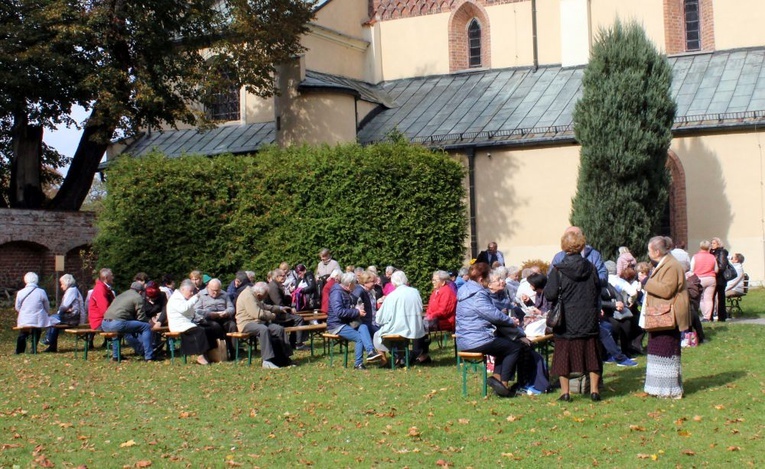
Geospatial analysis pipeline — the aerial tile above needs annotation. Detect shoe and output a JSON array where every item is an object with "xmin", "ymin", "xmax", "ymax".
[
  {"xmin": 591, "ymin": 392, "xmax": 602, "ymax": 402},
  {"xmin": 617, "ymin": 358, "xmax": 638, "ymax": 367},
  {"xmin": 366, "ymin": 351, "xmax": 383, "ymax": 362},
  {"xmin": 262, "ymin": 360, "xmax": 280, "ymax": 369},
  {"xmin": 525, "ymin": 386, "xmax": 542, "ymax": 395},
  {"xmin": 42, "ymin": 347, "xmax": 57, "ymax": 353},
  {"xmin": 354, "ymin": 364, "xmax": 368, "ymax": 370},
  {"xmin": 487, "ymin": 377, "xmax": 511, "ymax": 397},
  {"xmin": 196, "ymin": 356, "xmax": 210, "ymax": 366},
  {"xmin": 604, "ymin": 356, "xmax": 618, "ymax": 364},
  {"xmin": 415, "ymin": 356, "xmax": 433, "ymax": 365},
  {"xmin": 40, "ymin": 339, "xmax": 50, "ymax": 346},
  {"xmin": 558, "ymin": 393, "xmax": 571, "ymax": 402},
  {"xmin": 294, "ymin": 344, "xmax": 311, "ymax": 351}
]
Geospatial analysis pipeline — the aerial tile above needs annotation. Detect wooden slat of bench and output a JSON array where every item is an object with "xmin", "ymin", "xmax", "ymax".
[
  {"xmin": 227, "ymin": 332, "xmax": 251, "ymax": 339},
  {"xmin": 65, "ymin": 328, "xmax": 99, "ymax": 334},
  {"xmin": 284, "ymin": 323, "xmax": 327, "ymax": 333}
]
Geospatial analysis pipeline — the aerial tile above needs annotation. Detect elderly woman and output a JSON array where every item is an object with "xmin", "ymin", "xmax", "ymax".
[
  {"xmin": 43, "ymin": 274, "xmax": 85, "ymax": 353},
  {"xmin": 167, "ymin": 279, "xmax": 224, "ymax": 365},
  {"xmin": 412, "ymin": 270, "xmax": 457, "ymax": 364},
  {"xmin": 643, "ymin": 236, "xmax": 690, "ymax": 399},
  {"xmin": 456, "ymin": 262, "xmax": 530, "ymax": 397},
  {"xmin": 15, "ymin": 272, "xmax": 52, "ymax": 354},
  {"xmin": 327, "ymin": 272, "xmax": 381, "ymax": 370},
  {"xmin": 375, "ymin": 271, "xmax": 426, "ymax": 366},
  {"xmin": 544, "ymin": 230, "xmax": 602, "ymax": 402},
  {"xmin": 690, "ymin": 240, "xmax": 718, "ymax": 321}
]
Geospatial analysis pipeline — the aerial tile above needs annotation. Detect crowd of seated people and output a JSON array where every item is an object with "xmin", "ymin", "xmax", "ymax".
[{"xmin": 13, "ymin": 237, "xmax": 747, "ymax": 399}]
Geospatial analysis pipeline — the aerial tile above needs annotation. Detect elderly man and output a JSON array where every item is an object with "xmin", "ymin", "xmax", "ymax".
[
  {"xmin": 196, "ymin": 278, "xmax": 237, "ymax": 360},
  {"xmin": 236, "ymin": 281, "xmax": 294, "ymax": 368},
  {"xmin": 316, "ymin": 248, "xmax": 341, "ymax": 278},
  {"xmin": 476, "ymin": 242, "xmax": 505, "ymax": 267},
  {"xmin": 374, "ymin": 271, "xmax": 426, "ymax": 366},
  {"xmin": 101, "ymin": 282, "xmax": 155, "ymax": 362},
  {"xmin": 412, "ymin": 270, "xmax": 457, "ymax": 364},
  {"xmin": 265, "ymin": 268, "xmax": 307, "ymax": 349}
]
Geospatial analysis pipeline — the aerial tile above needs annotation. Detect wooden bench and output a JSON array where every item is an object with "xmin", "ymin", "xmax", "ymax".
[
  {"xmin": 284, "ymin": 323, "xmax": 327, "ymax": 356},
  {"xmin": 226, "ymin": 332, "xmax": 257, "ymax": 365},
  {"xmin": 726, "ymin": 273, "xmax": 749, "ymax": 317},
  {"xmin": 381, "ymin": 334, "xmax": 411, "ymax": 370},
  {"xmin": 321, "ymin": 333, "xmax": 349, "ymax": 368},
  {"xmin": 12, "ymin": 326, "xmax": 42, "ymax": 354},
  {"xmin": 99, "ymin": 332, "xmax": 123, "ymax": 362},
  {"xmin": 162, "ymin": 331, "xmax": 187, "ymax": 364},
  {"xmin": 457, "ymin": 352, "xmax": 487, "ymax": 397},
  {"xmin": 65, "ymin": 328, "xmax": 100, "ymax": 359}
]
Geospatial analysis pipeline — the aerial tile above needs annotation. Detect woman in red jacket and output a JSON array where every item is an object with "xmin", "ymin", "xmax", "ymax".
[{"xmin": 412, "ymin": 270, "xmax": 457, "ymax": 364}]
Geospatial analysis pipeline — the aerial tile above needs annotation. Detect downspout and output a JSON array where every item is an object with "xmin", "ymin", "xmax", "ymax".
[
  {"xmin": 531, "ymin": 0, "xmax": 539, "ymax": 72},
  {"xmin": 467, "ymin": 146, "xmax": 478, "ymax": 259}
]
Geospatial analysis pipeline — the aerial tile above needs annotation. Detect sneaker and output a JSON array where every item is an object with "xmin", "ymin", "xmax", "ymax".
[
  {"xmin": 366, "ymin": 351, "xmax": 383, "ymax": 362},
  {"xmin": 294, "ymin": 344, "xmax": 311, "ymax": 351},
  {"xmin": 354, "ymin": 364, "xmax": 368, "ymax": 370},
  {"xmin": 525, "ymin": 386, "xmax": 543, "ymax": 395},
  {"xmin": 604, "ymin": 356, "xmax": 618, "ymax": 364},
  {"xmin": 262, "ymin": 360, "xmax": 280, "ymax": 369},
  {"xmin": 617, "ymin": 358, "xmax": 638, "ymax": 367}
]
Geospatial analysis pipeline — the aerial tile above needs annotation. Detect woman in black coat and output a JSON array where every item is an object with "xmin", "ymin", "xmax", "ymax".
[
  {"xmin": 544, "ymin": 230, "xmax": 603, "ymax": 402},
  {"xmin": 710, "ymin": 237, "xmax": 729, "ymax": 322}
]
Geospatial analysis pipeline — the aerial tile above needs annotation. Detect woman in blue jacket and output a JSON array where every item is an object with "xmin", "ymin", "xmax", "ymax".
[{"xmin": 456, "ymin": 262, "xmax": 531, "ymax": 397}]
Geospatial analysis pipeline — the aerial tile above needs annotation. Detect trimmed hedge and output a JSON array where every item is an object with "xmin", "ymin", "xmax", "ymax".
[{"xmin": 95, "ymin": 142, "xmax": 467, "ymax": 290}]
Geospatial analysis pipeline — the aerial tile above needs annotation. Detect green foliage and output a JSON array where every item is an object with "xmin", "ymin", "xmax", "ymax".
[
  {"xmin": 95, "ymin": 142, "xmax": 467, "ymax": 290},
  {"xmin": 571, "ymin": 20, "xmax": 676, "ymax": 258}
]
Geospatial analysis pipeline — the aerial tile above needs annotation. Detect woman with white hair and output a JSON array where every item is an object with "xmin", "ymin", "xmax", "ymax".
[
  {"xmin": 327, "ymin": 272, "xmax": 381, "ymax": 369},
  {"xmin": 15, "ymin": 272, "xmax": 52, "ymax": 354},
  {"xmin": 43, "ymin": 274, "xmax": 84, "ymax": 353},
  {"xmin": 374, "ymin": 271, "xmax": 426, "ymax": 366}
]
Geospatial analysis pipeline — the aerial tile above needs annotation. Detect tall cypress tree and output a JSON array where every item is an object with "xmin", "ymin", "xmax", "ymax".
[{"xmin": 571, "ymin": 20, "xmax": 676, "ymax": 260}]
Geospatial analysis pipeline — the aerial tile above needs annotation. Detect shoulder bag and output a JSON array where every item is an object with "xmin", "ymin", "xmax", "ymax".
[
  {"xmin": 643, "ymin": 302, "xmax": 676, "ymax": 332},
  {"xmin": 546, "ymin": 269, "xmax": 563, "ymax": 328}
]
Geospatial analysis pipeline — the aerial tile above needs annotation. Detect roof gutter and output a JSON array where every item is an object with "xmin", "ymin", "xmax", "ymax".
[{"xmin": 531, "ymin": 0, "xmax": 539, "ymax": 72}]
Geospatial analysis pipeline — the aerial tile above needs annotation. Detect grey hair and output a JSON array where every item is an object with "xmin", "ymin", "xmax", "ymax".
[
  {"xmin": 711, "ymin": 237, "xmax": 724, "ymax": 248},
  {"xmin": 493, "ymin": 266, "xmax": 508, "ymax": 279},
  {"xmin": 385, "ymin": 265, "xmax": 395, "ymax": 275},
  {"xmin": 99, "ymin": 268, "xmax": 112, "ymax": 280},
  {"xmin": 488, "ymin": 269, "xmax": 503, "ymax": 283},
  {"xmin": 458, "ymin": 267, "xmax": 469, "ymax": 277},
  {"xmin": 521, "ymin": 268, "xmax": 534, "ymax": 279},
  {"xmin": 391, "ymin": 270, "xmax": 408, "ymax": 287},
  {"xmin": 367, "ymin": 265, "xmax": 378, "ymax": 274},
  {"xmin": 245, "ymin": 271, "xmax": 256, "ymax": 281},
  {"xmin": 649, "ymin": 236, "xmax": 671, "ymax": 256},
  {"xmin": 340, "ymin": 272, "xmax": 357, "ymax": 287},
  {"xmin": 253, "ymin": 281, "xmax": 269, "ymax": 296},
  {"xmin": 273, "ymin": 268, "xmax": 285, "ymax": 277},
  {"xmin": 506, "ymin": 265, "xmax": 520, "ymax": 278},
  {"xmin": 319, "ymin": 248, "xmax": 331, "ymax": 256},
  {"xmin": 59, "ymin": 274, "xmax": 76, "ymax": 288},
  {"xmin": 24, "ymin": 272, "xmax": 39, "ymax": 285},
  {"xmin": 699, "ymin": 240, "xmax": 711, "ymax": 251},
  {"xmin": 618, "ymin": 246, "xmax": 631, "ymax": 255},
  {"xmin": 179, "ymin": 279, "xmax": 196, "ymax": 291},
  {"xmin": 207, "ymin": 278, "xmax": 222, "ymax": 288},
  {"xmin": 329, "ymin": 268, "xmax": 343, "ymax": 280},
  {"xmin": 433, "ymin": 270, "xmax": 451, "ymax": 282}
]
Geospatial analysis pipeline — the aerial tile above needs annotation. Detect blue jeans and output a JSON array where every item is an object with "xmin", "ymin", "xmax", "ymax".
[
  {"xmin": 338, "ymin": 324, "xmax": 375, "ymax": 366},
  {"xmin": 599, "ymin": 321, "xmax": 627, "ymax": 362},
  {"xmin": 101, "ymin": 319, "xmax": 154, "ymax": 360},
  {"xmin": 45, "ymin": 314, "xmax": 63, "ymax": 349}
]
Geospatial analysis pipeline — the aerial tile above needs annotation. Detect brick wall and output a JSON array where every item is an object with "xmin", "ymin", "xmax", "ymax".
[
  {"xmin": 449, "ymin": 2, "xmax": 492, "ymax": 72},
  {"xmin": 0, "ymin": 209, "xmax": 97, "ymax": 292},
  {"xmin": 664, "ymin": 0, "xmax": 715, "ymax": 55},
  {"xmin": 371, "ymin": 0, "xmax": 524, "ymax": 22}
]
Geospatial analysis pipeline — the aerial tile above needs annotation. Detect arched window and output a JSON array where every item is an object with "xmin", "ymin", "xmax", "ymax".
[
  {"xmin": 468, "ymin": 19, "xmax": 482, "ymax": 68},
  {"xmin": 204, "ymin": 58, "xmax": 241, "ymax": 122},
  {"xmin": 663, "ymin": 0, "xmax": 714, "ymax": 55}
]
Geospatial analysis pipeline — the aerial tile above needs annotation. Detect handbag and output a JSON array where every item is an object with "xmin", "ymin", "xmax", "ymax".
[
  {"xmin": 723, "ymin": 263, "xmax": 736, "ymax": 282},
  {"xmin": 643, "ymin": 304, "xmax": 676, "ymax": 332},
  {"xmin": 546, "ymin": 269, "xmax": 563, "ymax": 328}
]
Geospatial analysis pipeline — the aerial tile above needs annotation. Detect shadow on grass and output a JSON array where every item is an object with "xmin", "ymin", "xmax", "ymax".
[{"xmin": 683, "ymin": 370, "xmax": 746, "ymax": 396}]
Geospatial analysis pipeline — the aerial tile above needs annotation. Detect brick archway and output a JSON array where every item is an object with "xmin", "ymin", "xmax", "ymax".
[
  {"xmin": 666, "ymin": 150, "xmax": 688, "ymax": 248},
  {"xmin": 448, "ymin": 1, "xmax": 491, "ymax": 72}
]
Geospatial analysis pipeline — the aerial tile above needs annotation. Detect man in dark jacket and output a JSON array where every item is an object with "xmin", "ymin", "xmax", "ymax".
[
  {"xmin": 265, "ymin": 269, "xmax": 306, "ymax": 349},
  {"xmin": 101, "ymin": 282, "xmax": 155, "ymax": 361}
]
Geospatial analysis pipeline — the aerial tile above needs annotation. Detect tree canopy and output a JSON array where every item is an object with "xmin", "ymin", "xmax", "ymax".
[
  {"xmin": 0, "ymin": 0, "xmax": 314, "ymax": 209},
  {"xmin": 570, "ymin": 20, "xmax": 676, "ymax": 259}
]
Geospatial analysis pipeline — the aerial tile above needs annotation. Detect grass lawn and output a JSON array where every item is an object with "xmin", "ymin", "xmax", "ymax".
[{"xmin": 1, "ymin": 291, "xmax": 764, "ymax": 468}]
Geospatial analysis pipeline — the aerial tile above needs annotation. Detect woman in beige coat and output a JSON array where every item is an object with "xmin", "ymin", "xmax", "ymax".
[{"xmin": 643, "ymin": 236, "xmax": 691, "ymax": 399}]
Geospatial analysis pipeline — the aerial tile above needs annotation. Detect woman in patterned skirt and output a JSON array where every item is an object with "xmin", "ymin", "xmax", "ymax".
[{"xmin": 643, "ymin": 236, "xmax": 691, "ymax": 399}]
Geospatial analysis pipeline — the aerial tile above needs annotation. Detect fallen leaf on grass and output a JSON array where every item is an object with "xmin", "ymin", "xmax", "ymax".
[
  {"xmin": 506, "ymin": 415, "xmax": 519, "ymax": 422},
  {"xmin": 457, "ymin": 418, "xmax": 469, "ymax": 424},
  {"xmin": 1, "ymin": 444, "xmax": 21, "ymax": 450},
  {"xmin": 225, "ymin": 461, "xmax": 242, "ymax": 467},
  {"xmin": 714, "ymin": 405, "xmax": 725, "ymax": 410},
  {"xmin": 435, "ymin": 459, "xmax": 451, "ymax": 467},
  {"xmin": 693, "ymin": 415, "xmax": 703, "ymax": 422},
  {"xmin": 727, "ymin": 446, "xmax": 741, "ymax": 451},
  {"xmin": 681, "ymin": 449, "xmax": 695, "ymax": 456},
  {"xmin": 629, "ymin": 425, "xmax": 646, "ymax": 432},
  {"xmin": 134, "ymin": 461, "xmax": 152, "ymax": 467},
  {"xmin": 408, "ymin": 427, "xmax": 421, "ymax": 438},
  {"xmin": 120, "ymin": 440, "xmax": 137, "ymax": 448}
]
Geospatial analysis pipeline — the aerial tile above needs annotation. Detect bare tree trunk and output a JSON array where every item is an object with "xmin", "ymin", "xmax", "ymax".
[
  {"xmin": 10, "ymin": 113, "xmax": 45, "ymax": 208},
  {"xmin": 48, "ymin": 106, "xmax": 114, "ymax": 211}
]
